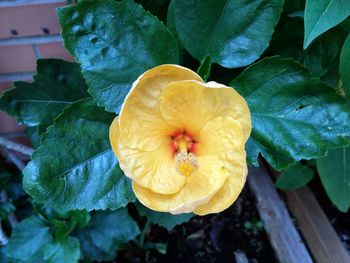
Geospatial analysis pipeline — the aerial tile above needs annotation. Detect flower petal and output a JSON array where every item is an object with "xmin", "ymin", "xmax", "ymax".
[
  {"xmin": 160, "ymin": 80, "xmax": 251, "ymax": 141},
  {"xmin": 194, "ymin": 116, "xmax": 248, "ymax": 215},
  {"xmin": 119, "ymin": 65, "xmax": 203, "ymax": 151},
  {"xmin": 110, "ymin": 116, "xmax": 185, "ymax": 194},
  {"xmin": 132, "ymin": 156, "xmax": 227, "ymax": 214},
  {"xmin": 194, "ymin": 166, "xmax": 248, "ymax": 215}
]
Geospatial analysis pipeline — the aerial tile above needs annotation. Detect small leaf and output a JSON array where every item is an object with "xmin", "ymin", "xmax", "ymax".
[
  {"xmin": 0, "ymin": 59, "xmax": 89, "ymax": 129},
  {"xmin": 231, "ymin": 57, "xmax": 350, "ymax": 170},
  {"xmin": 304, "ymin": 0, "xmax": 350, "ymax": 48},
  {"xmin": 275, "ymin": 163, "xmax": 314, "ymax": 189},
  {"xmin": 23, "ymin": 99, "xmax": 135, "ymax": 211},
  {"xmin": 135, "ymin": 201, "xmax": 193, "ymax": 230},
  {"xmin": 75, "ymin": 209, "xmax": 140, "ymax": 262},
  {"xmin": 44, "ymin": 237, "xmax": 80, "ymax": 263},
  {"xmin": 340, "ymin": 33, "xmax": 350, "ymax": 100},
  {"xmin": 197, "ymin": 56, "xmax": 211, "ymax": 81},
  {"xmin": 316, "ymin": 147, "xmax": 350, "ymax": 212},
  {"xmin": 270, "ymin": 17, "xmax": 347, "ymax": 77},
  {"xmin": 58, "ymin": 0, "xmax": 179, "ymax": 112},
  {"xmin": 172, "ymin": 0, "xmax": 284, "ymax": 68},
  {"xmin": 7, "ymin": 216, "xmax": 53, "ymax": 262},
  {"xmin": 299, "ymin": 28, "xmax": 346, "ymax": 76}
]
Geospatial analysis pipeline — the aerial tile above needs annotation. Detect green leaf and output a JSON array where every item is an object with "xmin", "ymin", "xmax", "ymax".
[
  {"xmin": 23, "ymin": 98, "xmax": 135, "ymax": 211},
  {"xmin": 275, "ymin": 163, "xmax": 314, "ymax": 189},
  {"xmin": 0, "ymin": 247, "xmax": 9, "ymax": 263},
  {"xmin": 58, "ymin": 0, "xmax": 179, "ymax": 112},
  {"xmin": 75, "ymin": 209, "xmax": 140, "ymax": 262},
  {"xmin": 316, "ymin": 147, "xmax": 350, "ymax": 212},
  {"xmin": 135, "ymin": 0, "xmax": 170, "ymax": 22},
  {"xmin": 7, "ymin": 216, "xmax": 53, "ymax": 263},
  {"xmin": 270, "ymin": 17, "xmax": 347, "ymax": 77},
  {"xmin": 299, "ymin": 28, "xmax": 346, "ymax": 77},
  {"xmin": 304, "ymin": 0, "xmax": 350, "ymax": 48},
  {"xmin": 172, "ymin": 0, "xmax": 284, "ymax": 68},
  {"xmin": 44, "ymin": 237, "xmax": 80, "ymax": 263},
  {"xmin": 0, "ymin": 59, "xmax": 89, "ymax": 129},
  {"xmin": 340, "ymin": 33, "xmax": 350, "ymax": 100},
  {"xmin": 230, "ymin": 57, "xmax": 350, "ymax": 170},
  {"xmin": 197, "ymin": 56, "xmax": 211, "ymax": 81},
  {"xmin": 135, "ymin": 202, "xmax": 193, "ymax": 230}
]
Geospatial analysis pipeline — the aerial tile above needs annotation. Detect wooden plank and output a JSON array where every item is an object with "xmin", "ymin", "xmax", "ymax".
[
  {"xmin": 248, "ymin": 167, "xmax": 313, "ymax": 263},
  {"xmin": 284, "ymin": 187, "xmax": 350, "ymax": 263},
  {"xmin": 0, "ymin": 34, "xmax": 62, "ymax": 47},
  {"xmin": 0, "ymin": 0, "xmax": 65, "ymax": 7}
]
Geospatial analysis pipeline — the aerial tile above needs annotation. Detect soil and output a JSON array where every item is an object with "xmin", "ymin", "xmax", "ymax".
[
  {"xmin": 119, "ymin": 186, "xmax": 278, "ymax": 263},
  {"xmin": 308, "ymin": 176, "xmax": 350, "ymax": 252}
]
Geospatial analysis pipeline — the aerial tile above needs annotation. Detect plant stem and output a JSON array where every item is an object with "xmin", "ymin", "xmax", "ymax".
[
  {"xmin": 139, "ymin": 220, "xmax": 151, "ymax": 247},
  {"xmin": 0, "ymin": 136, "xmax": 33, "ymax": 156}
]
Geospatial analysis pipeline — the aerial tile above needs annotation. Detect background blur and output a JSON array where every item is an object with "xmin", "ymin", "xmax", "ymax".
[{"xmin": 0, "ymin": 0, "xmax": 72, "ymax": 135}]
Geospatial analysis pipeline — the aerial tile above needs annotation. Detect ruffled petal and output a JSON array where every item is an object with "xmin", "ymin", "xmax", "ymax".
[
  {"xmin": 194, "ymin": 165, "xmax": 247, "ymax": 215},
  {"xmin": 110, "ymin": 117, "xmax": 185, "ymax": 194},
  {"xmin": 132, "ymin": 156, "xmax": 227, "ymax": 214},
  {"xmin": 193, "ymin": 116, "xmax": 247, "ymax": 215},
  {"xmin": 160, "ymin": 80, "xmax": 251, "ymax": 141},
  {"xmin": 119, "ymin": 65, "xmax": 203, "ymax": 151}
]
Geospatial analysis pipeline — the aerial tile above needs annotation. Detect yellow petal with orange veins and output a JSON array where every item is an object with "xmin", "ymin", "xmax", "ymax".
[
  {"xmin": 109, "ymin": 116, "xmax": 185, "ymax": 194},
  {"xmin": 118, "ymin": 65, "xmax": 203, "ymax": 152},
  {"xmin": 160, "ymin": 80, "xmax": 251, "ymax": 141},
  {"xmin": 194, "ymin": 117, "xmax": 247, "ymax": 215},
  {"xmin": 132, "ymin": 157, "xmax": 227, "ymax": 214}
]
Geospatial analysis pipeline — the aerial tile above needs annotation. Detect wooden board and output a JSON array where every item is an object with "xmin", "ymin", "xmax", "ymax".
[
  {"xmin": 248, "ymin": 167, "xmax": 313, "ymax": 263},
  {"xmin": 285, "ymin": 187, "xmax": 350, "ymax": 263}
]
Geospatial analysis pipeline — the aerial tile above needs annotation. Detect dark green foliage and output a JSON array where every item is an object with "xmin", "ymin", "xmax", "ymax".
[
  {"xmin": 1, "ymin": 0, "xmax": 350, "ymax": 261},
  {"xmin": 58, "ymin": 0, "xmax": 179, "ymax": 112},
  {"xmin": 0, "ymin": 59, "xmax": 89, "ymax": 129}
]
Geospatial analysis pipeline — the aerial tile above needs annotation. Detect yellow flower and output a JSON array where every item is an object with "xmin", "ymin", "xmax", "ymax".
[{"xmin": 109, "ymin": 64, "xmax": 251, "ymax": 215}]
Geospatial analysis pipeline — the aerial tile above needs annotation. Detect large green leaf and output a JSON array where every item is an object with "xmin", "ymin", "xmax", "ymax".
[
  {"xmin": 340, "ymin": 33, "xmax": 350, "ymax": 100},
  {"xmin": 316, "ymin": 147, "xmax": 350, "ymax": 212},
  {"xmin": 0, "ymin": 247, "xmax": 8, "ymax": 263},
  {"xmin": 43, "ymin": 237, "xmax": 81, "ymax": 263},
  {"xmin": 304, "ymin": 0, "xmax": 350, "ymax": 48},
  {"xmin": 231, "ymin": 57, "xmax": 350, "ymax": 170},
  {"xmin": 135, "ymin": 201, "xmax": 193, "ymax": 230},
  {"xmin": 75, "ymin": 209, "xmax": 140, "ymax": 262},
  {"xmin": 58, "ymin": 0, "xmax": 179, "ymax": 112},
  {"xmin": 275, "ymin": 163, "xmax": 314, "ymax": 189},
  {"xmin": 172, "ymin": 0, "xmax": 284, "ymax": 68},
  {"xmin": 7, "ymin": 216, "xmax": 53, "ymax": 263},
  {"xmin": 0, "ymin": 59, "xmax": 89, "ymax": 128},
  {"xmin": 23, "ymin": 99, "xmax": 135, "ymax": 211}
]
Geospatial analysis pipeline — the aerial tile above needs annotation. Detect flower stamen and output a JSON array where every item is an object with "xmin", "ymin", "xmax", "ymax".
[{"xmin": 175, "ymin": 150, "xmax": 199, "ymax": 177}]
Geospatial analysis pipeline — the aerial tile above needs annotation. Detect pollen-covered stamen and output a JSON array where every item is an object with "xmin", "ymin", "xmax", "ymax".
[
  {"xmin": 171, "ymin": 131, "xmax": 199, "ymax": 177},
  {"xmin": 175, "ymin": 150, "xmax": 199, "ymax": 177}
]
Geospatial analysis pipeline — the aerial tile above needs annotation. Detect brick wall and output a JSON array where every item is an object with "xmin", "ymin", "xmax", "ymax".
[{"xmin": 0, "ymin": 0, "xmax": 74, "ymax": 133}]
